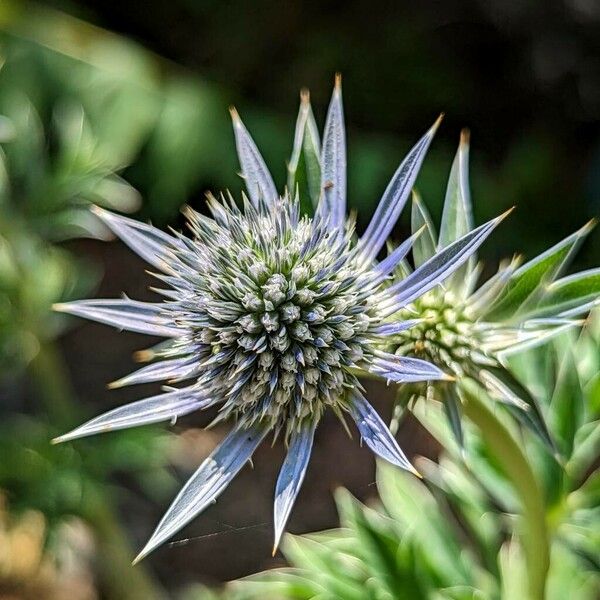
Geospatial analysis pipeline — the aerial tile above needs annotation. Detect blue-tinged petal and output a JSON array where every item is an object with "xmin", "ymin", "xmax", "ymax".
[
  {"xmin": 52, "ymin": 388, "xmax": 208, "ymax": 443},
  {"xmin": 133, "ymin": 421, "xmax": 268, "ymax": 563},
  {"xmin": 348, "ymin": 390, "xmax": 419, "ymax": 476},
  {"xmin": 358, "ymin": 115, "xmax": 443, "ymax": 263},
  {"xmin": 380, "ymin": 209, "xmax": 512, "ymax": 316},
  {"xmin": 373, "ymin": 227, "xmax": 424, "ymax": 279},
  {"xmin": 369, "ymin": 352, "xmax": 450, "ymax": 384},
  {"xmin": 230, "ymin": 108, "xmax": 278, "ymax": 207},
  {"xmin": 316, "ymin": 74, "xmax": 346, "ymax": 231},
  {"xmin": 273, "ymin": 422, "xmax": 316, "ymax": 554},
  {"xmin": 370, "ymin": 319, "xmax": 423, "ymax": 336},
  {"xmin": 53, "ymin": 298, "xmax": 180, "ymax": 337},
  {"xmin": 91, "ymin": 206, "xmax": 180, "ymax": 271},
  {"xmin": 108, "ymin": 356, "xmax": 199, "ymax": 388}
]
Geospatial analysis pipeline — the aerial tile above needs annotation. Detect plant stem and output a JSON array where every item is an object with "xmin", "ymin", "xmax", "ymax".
[
  {"xmin": 460, "ymin": 379, "xmax": 549, "ymax": 600},
  {"xmin": 29, "ymin": 339, "xmax": 164, "ymax": 600}
]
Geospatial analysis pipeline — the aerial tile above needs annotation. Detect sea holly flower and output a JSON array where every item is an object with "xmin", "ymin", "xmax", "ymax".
[
  {"xmin": 53, "ymin": 77, "xmax": 506, "ymax": 560},
  {"xmin": 389, "ymin": 129, "xmax": 600, "ymax": 450}
]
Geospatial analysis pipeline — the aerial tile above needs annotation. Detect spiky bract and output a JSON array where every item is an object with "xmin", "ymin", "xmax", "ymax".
[
  {"xmin": 53, "ymin": 78, "xmax": 505, "ymax": 560},
  {"xmin": 164, "ymin": 194, "xmax": 384, "ymax": 436},
  {"xmin": 389, "ymin": 131, "xmax": 600, "ymax": 451}
]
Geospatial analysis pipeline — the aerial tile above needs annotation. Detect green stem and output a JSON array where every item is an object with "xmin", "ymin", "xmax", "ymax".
[
  {"xmin": 29, "ymin": 340, "xmax": 164, "ymax": 600},
  {"xmin": 460, "ymin": 379, "xmax": 549, "ymax": 600}
]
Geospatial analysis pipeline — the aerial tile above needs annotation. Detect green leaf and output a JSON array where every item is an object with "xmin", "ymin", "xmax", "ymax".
[
  {"xmin": 479, "ymin": 366, "xmax": 556, "ymax": 453},
  {"xmin": 228, "ymin": 569, "xmax": 323, "ymax": 600},
  {"xmin": 287, "ymin": 90, "xmax": 321, "ymax": 213},
  {"xmin": 569, "ymin": 420, "xmax": 600, "ymax": 481},
  {"xmin": 442, "ymin": 384, "xmax": 464, "ymax": 450},
  {"xmin": 423, "ymin": 456, "xmax": 502, "ymax": 576},
  {"xmin": 439, "ymin": 130, "xmax": 474, "ymax": 248},
  {"xmin": 335, "ymin": 489, "xmax": 426, "ymax": 599},
  {"xmin": 282, "ymin": 534, "xmax": 367, "ymax": 600},
  {"xmin": 534, "ymin": 268, "xmax": 600, "ymax": 318},
  {"xmin": 550, "ymin": 349, "xmax": 584, "ymax": 457},
  {"xmin": 484, "ymin": 222, "xmax": 595, "ymax": 322},
  {"xmin": 377, "ymin": 462, "xmax": 474, "ymax": 587},
  {"xmin": 498, "ymin": 541, "xmax": 528, "ymax": 600},
  {"xmin": 438, "ymin": 130, "xmax": 476, "ymax": 293},
  {"xmin": 411, "ymin": 191, "xmax": 438, "ymax": 267}
]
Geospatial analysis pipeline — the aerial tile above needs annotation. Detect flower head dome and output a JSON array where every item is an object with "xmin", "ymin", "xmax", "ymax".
[{"xmin": 53, "ymin": 77, "xmax": 505, "ymax": 560}]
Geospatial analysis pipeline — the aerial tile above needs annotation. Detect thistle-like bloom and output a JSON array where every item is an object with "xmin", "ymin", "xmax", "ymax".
[
  {"xmin": 53, "ymin": 77, "xmax": 505, "ymax": 560},
  {"xmin": 389, "ymin": 129, "xmax": 599, "ymax": 449}
]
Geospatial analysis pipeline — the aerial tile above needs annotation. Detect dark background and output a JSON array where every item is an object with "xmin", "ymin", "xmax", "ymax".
[
  {"xmin": 5, "ymin": 0, "xmax": 600, "ymax": 592},
  {"xmin": 45, "ymin": 0, "xmax": 600, "ymax": 258}
]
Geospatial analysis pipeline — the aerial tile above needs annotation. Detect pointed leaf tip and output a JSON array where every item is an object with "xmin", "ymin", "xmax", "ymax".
[
  {"xmin": 349, "ymin": 391, "xmax": 419, "ymax": 476},
  {"xmin": 137, "ymin": 422, "xmax": 267, "ymax": 561},
  {"xmin": 360, "ymin": 118, "xmax": 440, "ymax": 261},
  {"xmin": 229, "ymin": 106, "xmax": 240, "ymax": 122},
  {"xmin": 300, "ymin": 88, "xmax": 310, "ymax": 104},
  {"xmin": 273, "ymin": 423, "xmax": 316, "ymax": 554},
  {"xmin": 460, "ymin": 128, "xmax": 470, "ymax": 146},
  {"xmin": 500, "ymin": 206, "xmax": 516, "ymax": 220},
  {"xmin": 334, "ymin": 72, "xmax": 342, "ymax": 89},
  {"xmin": 582, "ymin": 217, "xmax": 597, "ymax": 233}
]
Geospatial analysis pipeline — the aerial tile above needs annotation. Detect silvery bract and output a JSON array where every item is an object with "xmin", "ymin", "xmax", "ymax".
[
  {"xmin": 53, "ymin": 77, "xmax": 506, "ymax": 560},
  {"xmin": 390, "ymin": 129, "xmax": 599, "ymax": 450}
]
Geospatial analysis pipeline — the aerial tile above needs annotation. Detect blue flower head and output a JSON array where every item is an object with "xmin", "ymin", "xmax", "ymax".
[{"xmin": 54, "ymin": 76, "xmax": 506, "ymax": 561}]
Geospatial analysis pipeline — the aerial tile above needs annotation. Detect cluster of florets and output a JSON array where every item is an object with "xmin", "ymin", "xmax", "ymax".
[
  {"xmin": 167, "ymin": 194, "xmax": 377, "ymax": 434},
  {"xmin": 392, "ymin": 289, "xmax": 489, "ymax": 377}
]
